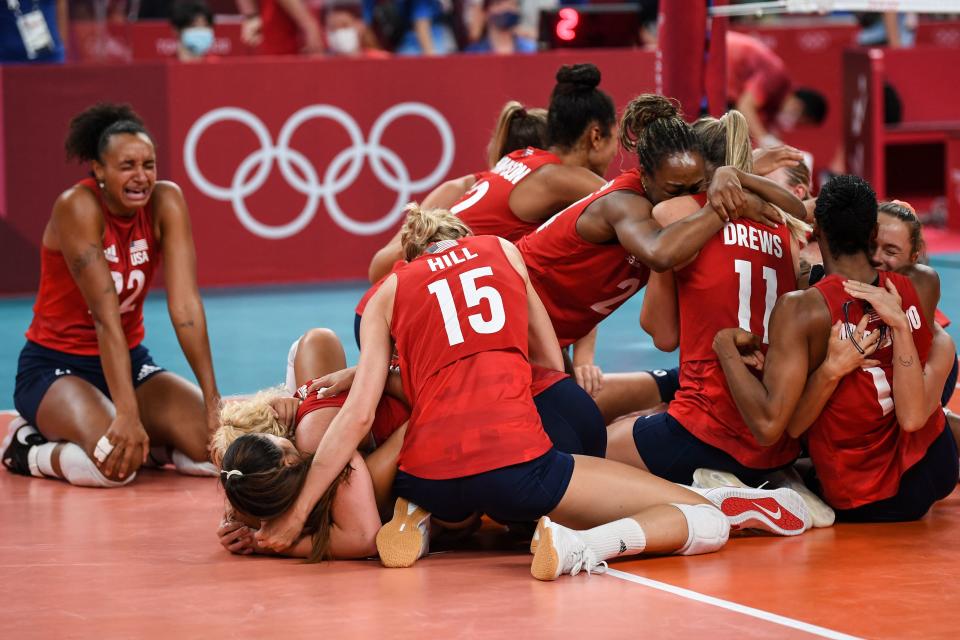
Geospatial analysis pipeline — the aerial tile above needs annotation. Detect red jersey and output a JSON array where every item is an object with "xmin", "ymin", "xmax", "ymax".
[
  {"xmin": 808, "ymin": 271, "xmax": 946, "ymax": 509},
  {"xmin": 391, "ymin": 235, "xmax": 551, "ymax": 479},
  {"xmin": 934, "ymin": 308, "xmax": 951, "ymax": 328},
  {"xmin": 530, "ymin": 364, "xmax": 568, "ymax": 397},
  {"xmin": 517, "ymin": 169, "xmax": 651, "ymax": 347},
  {"xmin": 296, "ymin": 388, "xmax": 409, "ymax": 447},
  {"xmin": 258, "ymin": 0, "xmax": 301, "ymax": 55},
  {"xmin": 669, "ymin": 219, "xmax": 800, "ymax": 468},
  {"xmin": 450, "ymin": 147, "xmax": 562, "ymax": 242},
  {"xmin": 26, "ymin": 179, "xmax": 158, "ymax": 356}
]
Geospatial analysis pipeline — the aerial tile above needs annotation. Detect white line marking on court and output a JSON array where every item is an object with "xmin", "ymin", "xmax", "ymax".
[{"xmin": 604, "ymin": 568, "xmax": 862, "ymax": 640}]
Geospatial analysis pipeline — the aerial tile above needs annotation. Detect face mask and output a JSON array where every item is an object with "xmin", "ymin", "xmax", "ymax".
[
  {"xmin": 327, "ymin": 27, "xmax": 360, "ymax": 55},
  {"xmin": 489, "ymin": 10, "xmax": 521, "ymax": 31},
  {"xmin": 181, "ymin": 27, "xmax": 214, "ymax": 56}
]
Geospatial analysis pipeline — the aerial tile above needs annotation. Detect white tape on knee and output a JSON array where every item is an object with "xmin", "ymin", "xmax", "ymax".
[
  {"xmin": 171, "ymin": 449, "xmax": 218, "ymax": 477},
  {"xmin": 62, "ymin": 443, "xmax": 135, "ymax": 488},
  {"xmin": 672, "ymin": 503, "xmax": 729, "ymax": 556}
]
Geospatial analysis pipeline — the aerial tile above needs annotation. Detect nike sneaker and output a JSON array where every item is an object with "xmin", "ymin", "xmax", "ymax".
[
  {"xmin": 763, "ymin": 467, "xmax": 836, "ymax": 528},
  {"xmin": 376, "ymin": 497, "xmax": 431, "ymax": 568},
  {"xmin": 701, "ymin": 485, "xmax": 811, "ymax": 536},
  {"xmin": 530, "ymin": 517, "xmax": 606, "ymax": 581},
  {"xmin": 2, "ymin": 417, "xmax": 45, "ymax": 477}
]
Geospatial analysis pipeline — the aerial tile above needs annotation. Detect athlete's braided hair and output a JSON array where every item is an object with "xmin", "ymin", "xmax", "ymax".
[
  {"xmin": 220, "ymin": 434, "xmax": 351, "ymax": 563},
  {"xmin": 619, "ymin": 94, "xmax": 701, "ymax": 176},
  {"xmin": 65, "ymin": 103, "xmax": 154, "ymax": 163},
  {"xmin": 814, "ymin": 175, "xmax": 878, "ymax": 258}
]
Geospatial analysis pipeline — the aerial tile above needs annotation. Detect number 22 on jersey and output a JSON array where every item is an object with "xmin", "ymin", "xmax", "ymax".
[{"xmin": 427, "ymin": 267, "xmax": 506, "ymax": 346}]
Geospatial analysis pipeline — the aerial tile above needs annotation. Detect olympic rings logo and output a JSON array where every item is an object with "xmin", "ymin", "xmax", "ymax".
[{"xmin": 183, "ymin": 103, "xmax": 455, "ymax": 239}]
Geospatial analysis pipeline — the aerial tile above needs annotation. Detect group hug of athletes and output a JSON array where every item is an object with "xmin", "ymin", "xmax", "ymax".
[{"xmin": 4, "ymin": 63, "xmax": 959, "ymax": 581}]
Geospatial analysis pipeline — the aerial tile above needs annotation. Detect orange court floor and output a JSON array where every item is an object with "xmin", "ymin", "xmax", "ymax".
[{"xmin": 2, "ymin": 410, "xmax": 959, "ymax": 640}]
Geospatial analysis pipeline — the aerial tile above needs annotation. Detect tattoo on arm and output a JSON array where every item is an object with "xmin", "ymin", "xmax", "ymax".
[
  {"xmin": 897, "ymin": 356, "xmax": 915, "ymax": 367},
  {"xmin": 69, "ymin": 243, "xmax": 102, "ymax": 277}
]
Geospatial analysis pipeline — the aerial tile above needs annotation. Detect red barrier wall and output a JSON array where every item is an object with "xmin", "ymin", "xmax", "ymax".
[{"xmin": 0, "ymin": 50, "xmax": 654, "ymax": 294}]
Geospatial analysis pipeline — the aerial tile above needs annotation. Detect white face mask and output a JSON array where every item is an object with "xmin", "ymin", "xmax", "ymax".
[{"xmin": 327, "ymin": 27, "xmax": 360, "ymax": 55}]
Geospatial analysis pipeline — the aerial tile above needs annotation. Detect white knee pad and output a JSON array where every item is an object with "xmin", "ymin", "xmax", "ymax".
[
  {"xmin": 285, "ymin": 336, "xmax": 302, "ymax": 394},
  {"xmin": 672, "ymin": 503, "xmax": 730, "ymax": 556},
  {"xmin": 172, "ymin": 449, "xmax": 217, "ymax": 477},
  {"xmin": 59, "ymin": 443, "xmax": 136, "ymax": 488}
]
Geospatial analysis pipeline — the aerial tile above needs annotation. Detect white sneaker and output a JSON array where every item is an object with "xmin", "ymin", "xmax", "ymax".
[
  {"xmin": 763, "ymin": 468, "xmax": 836, "ymax": 528},
  {"xmin": 376, "ymin": 497, "xmax": 431, "ymax": 568},
  {"xmin": 692, "ymin": 468, "xmax": 749, "ymax": 489},
  {"xmin": 530, "ymin": 517, "xmax": 607, "ymax": 581},
  {"xmin": 702, "ymin": 486, "xmax": 812, "ymax": 536}
]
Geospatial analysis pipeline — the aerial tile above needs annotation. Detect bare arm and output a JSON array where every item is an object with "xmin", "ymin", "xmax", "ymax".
[
  {"xmin": 53, "ymin": 190, "xmax": 147, "ymax": 478},
  {"xmin": 735, "ymin": 169, "xmax": 806, "ymax": 221},
  {"xmin": 736, "ymin": 91, "xmax": 772, "ymax": 144},
  {"xmin": 156, "ymin": 183, "xmax": 221, "ymax": 433},
  {"xmin": 327, "ymin": 453, "xmax": 382, "ymax": 558},
  {"xmin": 257, "ymin": 279, "xmax": 395, "ymax": 550},
  {"xmin": 414, "ymin": 18, "xmax": 434, "ymax": 55},
  {"xmin": 714, "ymin": 292, "xmax": 822, "ymax": 445},
  {"xmin": 276, "ymin": 0, "xmax": 323, "ymax": 53},
  {"xmin": 424, "ymin": 174, "xmax": 476, "ymax": 208},
  {"xmin": 56, "ymin": 0, "xmax": 68, "ymax": 52},
  {"xmin": 640, "ymin": 270, "xmax": 680, "ymax": 352},
  {"xmin": 368, "ymin": 231, "xmax": 404, "ymax": 283},
  {"xmin": 499, "ymin": 238, "xmax": 564, "ymax": 372}
]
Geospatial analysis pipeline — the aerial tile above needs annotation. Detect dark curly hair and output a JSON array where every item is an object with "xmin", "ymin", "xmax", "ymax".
[
  {"xmin": 546, "ymin": 64, "xmax": 616, "ymax": 151},
  {"xmin": 65, "ymin": 103, "xmax": 153, "ymax": 163},
  {"xmin": 814, "ymin": 175, "xmax": 878, "ymax": 257},
  {"xmin": 619, "ymin": 94, "xmax": 702, "ymax": 176}
]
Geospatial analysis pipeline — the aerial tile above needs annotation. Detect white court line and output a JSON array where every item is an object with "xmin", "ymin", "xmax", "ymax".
[{"xmin": 605, "ymin": 568, "xmax": 862, "ymax": 640}]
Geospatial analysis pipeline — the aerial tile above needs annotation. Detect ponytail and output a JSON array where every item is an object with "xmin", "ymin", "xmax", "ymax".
[{"xmin": 487, "ymin": 101, "xmax": 548, "ymax": 168}]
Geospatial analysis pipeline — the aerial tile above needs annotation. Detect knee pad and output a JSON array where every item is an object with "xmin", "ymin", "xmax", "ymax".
[
  {"xmin": 672, "ymin": 503, "xmax": 729, "ymax": 556},
  {"xmin": 172, "ymin": 449, "xmax": 218, "ymax": 477},
  {"xmin": 60, "ymin": 443, "xmax": 136, "ymax": 488}
]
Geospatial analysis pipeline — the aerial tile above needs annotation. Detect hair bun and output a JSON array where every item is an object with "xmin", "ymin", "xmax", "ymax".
[{"xmin": 555, "ymin": 64, "xmax": 601, "ymax": 92}]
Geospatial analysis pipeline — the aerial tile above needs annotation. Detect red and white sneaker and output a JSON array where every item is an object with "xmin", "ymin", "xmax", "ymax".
[{"xmin": 702, "ymin": 486, "xmax": 811, "ymax": 536}]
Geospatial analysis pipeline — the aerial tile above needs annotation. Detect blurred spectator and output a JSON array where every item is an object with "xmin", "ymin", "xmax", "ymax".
[
  {"xmin": 171, "ymin": 0, "xmax": 216, "ymax": 62},
  {"xmin": 857, "ymin": 12, "xmax": 916, "ymax": 48},
  {"xmin": 236, "ymin": 0, "xmax": 324, "ymax": 55},
  {"xmin": 325, "ymin": 1, "xmax": 388, "ymax": 57},
  {"xmin": 380, "ymin": 0, "xmax": 457, "ymax": 55},
  {"xmin": 1, "ymin": 0, "xmax": 67, "ymax": 63},
  {"xmin": 726, "ymin": 31, "xmax": 828, "ymax": 147},
  {"xmin": 465, "ymin": 0, "xmax": 536, "ymax": 54}
]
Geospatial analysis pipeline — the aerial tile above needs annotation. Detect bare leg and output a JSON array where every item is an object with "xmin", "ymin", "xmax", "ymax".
[
  {"xmin": 593, "ymin": 372, "xmax": 664, "ymax": 424},
  {"xmin": 605, "ymin": 416, "xmax": 650, "ymax": 471},
  {"xmin": 363, "ymin": 424, "xmax": 406, "ymax": 517},
  {"xmin": 550, "ymin": 455, "xmax": 708, "ymax": 530},
  {"xmin": 136, "ymin": 372, "xmax": 208, "ymax": 461},
  {"xmin": 293, "ymin": 328, "xmax": 347, "ymax": 386}
]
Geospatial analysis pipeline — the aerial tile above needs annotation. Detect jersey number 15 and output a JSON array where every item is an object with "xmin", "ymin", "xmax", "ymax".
[{"xmin": 427, "ymin": 267, "xmax": 506, "ymax": 346}]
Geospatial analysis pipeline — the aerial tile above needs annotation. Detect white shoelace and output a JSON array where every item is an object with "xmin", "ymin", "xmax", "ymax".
[{"xmin": 568, "ymin": 547, "xmax": 608, "ymax": 577}]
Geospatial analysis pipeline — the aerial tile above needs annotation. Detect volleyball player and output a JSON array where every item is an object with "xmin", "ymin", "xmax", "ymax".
[
  {"xmin": 3, "ymin": 104, "xmax": 221, "ymax": 488},
  {"xmin": 715, "ymin": 176, "xmax": 958, "ymax": 521}
]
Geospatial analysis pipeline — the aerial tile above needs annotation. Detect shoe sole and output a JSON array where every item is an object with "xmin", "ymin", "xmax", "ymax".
[
  {"xmin": 376, "ymin": 498, "xmax": 429, "ymax": 568},
  {"xmin": 1, "ymin": 417, "xmax": 28, "ymax": 472},
  {"xmin": 529, "ymin": 517, "xmax": 546, "ymax": 555},
  {"xmin": 530, "ymin": 517, "xmax": 560, "ymax": 581},
  {"xmin": 765, "ymin": 470, "xmax": 836, "ymax": 528},
  {"xmin": 712, "ymin": 487, "xmax": 811, "ymax": 536}
]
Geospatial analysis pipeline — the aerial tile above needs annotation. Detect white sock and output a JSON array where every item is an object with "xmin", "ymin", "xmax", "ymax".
[
  {"xmin": 29, "ymin": 442, "xmax": 57, "ymax": 478},
  {"xmin": 58, "ymin": 442, "xmax": 134, "ymax": 488},
  {"xmin": 171, "ymin": 449, "xmax": 217, "ymax": 477},
  {"xmin": 578, "ymin": 517, "xmax": 647, "ymax": 561},
  {"xmin": 672, "ymin": 503, "xmax": 729, "ymax": 556}
]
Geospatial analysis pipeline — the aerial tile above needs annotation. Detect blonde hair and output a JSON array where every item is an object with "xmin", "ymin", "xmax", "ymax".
[
  {"xmin": 487, "ymin": 101, "xmax": 548, "ymax": 168},
  {"xmin": 400, "ymin": 202, "xmax": 472, "ymax": 261},
  {"xmin": 211, "ymin": 387, "xmax": 290, "ymax": 467},
  {"xmin": 695, "ymin": 110, "xmax": 811, "ymax": 245}
]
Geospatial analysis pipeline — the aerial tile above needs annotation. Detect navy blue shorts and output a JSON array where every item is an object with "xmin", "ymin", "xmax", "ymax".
[
  {"xmin": 13, "ymin": 340, "xmax": 166, "ymax": 424},
  {"xmin": 942, "ymin": 353, "xmax": 958, "ymax": 407},
  {"xmin": 393, "ymin": 448, "xmax": 575, "ymax": 524},
  {"xmin": 354, "ymin": 313, "xmax": 362, "ymax": 349},
  {"xmin": 632, "ymin": 411, "xmax": 789, "ymax": 486},
  {"xmin": 650, "ymin": 366, "xmax": 681, "ymax": 403},
  {"xmin": 818, "ymin": 426, "xmax": 959, "ymax": 523},
  {"xmin": 534, "ymin": 377, "xmax": 606, "ymax": 457}
]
